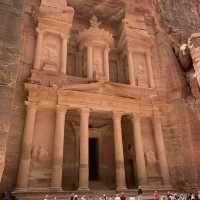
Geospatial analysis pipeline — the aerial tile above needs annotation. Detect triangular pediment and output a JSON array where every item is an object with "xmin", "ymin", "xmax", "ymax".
[{"xmin": 61, "ymin": 81, "xmax": 158, "ymax": 100}]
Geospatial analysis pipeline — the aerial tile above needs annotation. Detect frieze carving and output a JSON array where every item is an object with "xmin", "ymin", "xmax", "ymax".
[{"xmin": 31, "ymin": 146, "xmax": 49, "ymax": 167}]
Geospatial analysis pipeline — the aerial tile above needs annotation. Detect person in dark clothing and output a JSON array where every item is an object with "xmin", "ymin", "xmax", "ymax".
[
  {"xmin": 120, "ymin": 193, "xmax": 126, "ymax": 200},
  {"xmin": 137, "ymin": 186, "xmax": 143, "ymax": 195}
]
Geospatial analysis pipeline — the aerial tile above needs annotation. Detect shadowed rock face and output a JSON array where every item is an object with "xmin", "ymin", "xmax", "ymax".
[
  {"xmin": 0, "ymin": 0, "xmax": 200, "ymax": 191},
  {"xmin": 0, "ymin": 0, "xmax": 23, "ymax": 183}
]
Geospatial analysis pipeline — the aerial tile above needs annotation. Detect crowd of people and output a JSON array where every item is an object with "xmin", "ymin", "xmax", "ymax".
[
  {"xmin": 42, "ymin": 188, "xmax": 200, "ymax": 200},
  {"xmin": 1, "ymin": 188, "xmax": 200, "ymax": 200}
]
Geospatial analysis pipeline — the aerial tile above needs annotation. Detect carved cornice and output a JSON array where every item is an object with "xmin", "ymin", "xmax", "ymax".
[{"xmin": 35, "ymin": 0, "xmax": 74, "ymax": 35}]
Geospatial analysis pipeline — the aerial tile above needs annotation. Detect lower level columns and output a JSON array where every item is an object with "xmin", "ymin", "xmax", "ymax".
[
  {"xmin": 79, "ymin": 108, "xmax": 90, "ymax": 190},
  {"xmin": 17, "ymin": 102, "xmax": 37, "ymax": 189},
  {"xmin": 153, "ymin": 107, "xmax": 170, "ymax": 185},
  {"xmin": 131, "ymin": 113, "xmax": 147, "ymax": 185},
  {"xmin": 51, "ymin": 106, "xmax": 67, "ymax": 189},
  {"xmin": 112, "ymin": 111, "xmax": 127, "ymax": 191}
]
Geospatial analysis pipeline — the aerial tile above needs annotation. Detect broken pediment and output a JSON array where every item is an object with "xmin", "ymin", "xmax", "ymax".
[{"xmin": 61, "ymin": 81, "xmax": 158, "ymax": 100}]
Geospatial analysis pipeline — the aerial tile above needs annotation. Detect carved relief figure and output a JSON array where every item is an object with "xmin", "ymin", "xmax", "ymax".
[
  {"xmin": 31, "ymin": 146, "xmax": 49, "ymax": 168},
  {"xmin": 93, "ymin": 48, "xmax": 104, "ymax": 81},
  {"xmin": 145, "ymin": 149, "xmax": 159, "ymax": 177},
  {"xmin": 94, "ymin": 58, "xmax": 104, "ymax": 80},
  {"xmin": 137, "ymin": 64, "xmax": 148, "ymax": 88},
  {"xmin": 43, "ymin": 43, "xmax": 59, "ymax": 72}
]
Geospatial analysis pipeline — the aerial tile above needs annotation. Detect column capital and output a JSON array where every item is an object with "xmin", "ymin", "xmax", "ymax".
[
  {"xmin": 25, "ymin": 101, "xmax": 38, "ymax": 109},
  {"xmin": 56, "ymin": 105, "xmax": 68, "ymax": 114},
  {"xmin": 131, "ymin": 113, "xmax": 141, "ymax": 120},
  {"xmin": 80, "ymin": 107, "xmax": 90, "ymax": 114},
  {"xmin": 60, "ymin": 33, "xmax": 68, "ymax": 40},
  {"xmin": 36, "ymin": 28, "xmax": 44, "ymax": 35},
  {"xmin": 127, "ymin": 46, "xmax": 134, "ymax": 54},
  {"xmin": 104, "ymin": 46, "xmax": 110, "ymax": 51},
  {"xmin": 112, "ymin": 111, "xmax": 124, "ymax": 119}
]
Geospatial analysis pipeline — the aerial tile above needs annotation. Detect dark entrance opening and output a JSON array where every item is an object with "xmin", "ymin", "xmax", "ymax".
[{"xmin": 89, "ymin": 138, "xmax": 99, "ymax": 181}]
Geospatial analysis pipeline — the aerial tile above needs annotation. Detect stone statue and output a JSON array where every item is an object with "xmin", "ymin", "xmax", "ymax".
[
  {"xmin": 31, "ymin": 146, "xmax": 49, "ymax": 167},
  {"xmin": 137, "ymin": 65, "xmax": 148, "ymax": 87},
  {"xmin": 90, "ymin": 15, "xmax": 101, "ymax": 28},
  {"xmin": 145, "ymin": 149, "xmax": 157, "ymax": 164},
  {"xmin": 145, "ymin": 149, "xmax": 159, "ymax": 177},
  {"xmin": 43, "ymin": 44, "xmax": 58, "ymax": 72},
  {"xmin": 94, "ymin": 58, "xmax": 104, "ymax": 80}
]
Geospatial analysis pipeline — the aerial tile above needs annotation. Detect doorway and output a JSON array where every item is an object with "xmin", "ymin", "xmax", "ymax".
[{"xmin": 89, "ymin": 138, "xmax": 99, "ymax": 181}]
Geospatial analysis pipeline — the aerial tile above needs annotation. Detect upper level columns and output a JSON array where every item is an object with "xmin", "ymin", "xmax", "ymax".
[
  {"xmin": 104, "ymin": 47, "xmax": 110, "ymax": 82},
  {"xmin": 17, "ymin": 102, "xmax": 37, "ymax": 189},
  {"xmin": 127, "ymin": 50, "xmax": 136, "ymax": 86},
  {"xmin": 34, "ymin": 30, "xmax": 43, "ymax": 70},
  {"xmin": 112, "ymin": 111, "xmax": 127, "ymax": 190},
  {"xmin": 61, "ymin": 35, "xmax": 68, "ymax": 74},
  {"xmin": 153, "ymin": 107, "xmax": 170, "ymax": 185},
  {"xmin": 131, "ymin": 113, "xmax": 147, "ymax": 185},
  {"xmin": 87, "ymin": 46, "xmax": 93, "ymax": 81},
  {"xmin": 79, "ymin": 108, "xmax": 90, "ymax": 190},
  {"xmin": 51, "ymin": 106, "xmax": 67, "ymax": 189},
  {"xmin": 147, "ymin": 51, "xmax": 155, "ymax": 88}
]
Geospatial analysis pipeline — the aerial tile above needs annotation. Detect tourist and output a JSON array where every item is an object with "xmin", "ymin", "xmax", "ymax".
[
  {"xmin": 81, "ymin": 195, "xmax": 86, "ymax": 200},
  {"xmin": 137, "ymin": 186, "xmax": 143, "ymax": 200},
  {"xmin": 74, "ymin": 194, "xmax": 78, "ymax": 200},
  {"xmin": 154, "ymin": 191, "xmax": 159, "ymax": 200},
  {"xmin": 120, "ymin": 193, "xmax": 126, "ymax": 200},
  {"xmin": 129, "ymin": 195, "xmax": 136, "ymax": 200},
  {"xmin": 70, "ymin": 193, "xmax": 75, "ymax": 200},
  {"xmin": 115, "ymin": 194, "xmax": 121, "ymax": 200},
  {"xmin": 108, "ymin": 195, "xmax": 114, "ymax": 200},
  {"xmin": 44, "ymin": 194, "xmax": 49, "ymax": 200},
  {"xmin": 103, "ymin": 194, "xmax": 108, "ymax": 200}
]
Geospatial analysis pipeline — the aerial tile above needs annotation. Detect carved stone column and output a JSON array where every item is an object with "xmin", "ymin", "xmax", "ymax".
[
  {"xmin": 112, "ymin": 111, "xmax": 127, "ymax": 191},
  {"xmin": 34, "ymin": 30, "xmax": 43, "ymax": 70},
  {"xmin": 61, "ymin": 35, "xmax": 68, "ymax": 74},
  {"xmin": 17, "ymin": 102, "xmax": 37, "ymax": 189},
  {"xmin": 87, "ymin": 46, "xmax": 93, "ymax": 81},
  {"xmin": 127, "ymin": 50, "xmax": 136, "ymax": 86},
  {"xmin": 147, "ymin": 51, "xmax": 155, "ymax": 88},
  {"xmin": 51, "ymin": 106, "xmax": 66, "ymax": 189},
  {"xmin": 104, "ymin": 47, "xmax": 110, "ymax": 81},
  {"xmin": 131, "ymin": 113, "xmax": 147, "ymax": 185},
  {"xmin": 79, "ymin": 108, "xmax": 90, "ymax": 190},
  {"xmin": 153, "ymin": 107, "xmax": 170, "ymax": 185}
]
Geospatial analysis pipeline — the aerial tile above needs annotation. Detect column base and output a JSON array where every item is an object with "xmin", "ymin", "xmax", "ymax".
[
  {"xmin": 15, "ymin": 188, "xmax": 28, "ymax": 192},
  {"xmin": 49, "ymin": 187, "xmax": 63, "ymax": 192},
  {"xmin": 78, "ymin": 187, "xmax": 90, "ymax": 191},
  {"xmin": 116, "ymin": 186, "xmax": 128, "ymax": 192}
]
